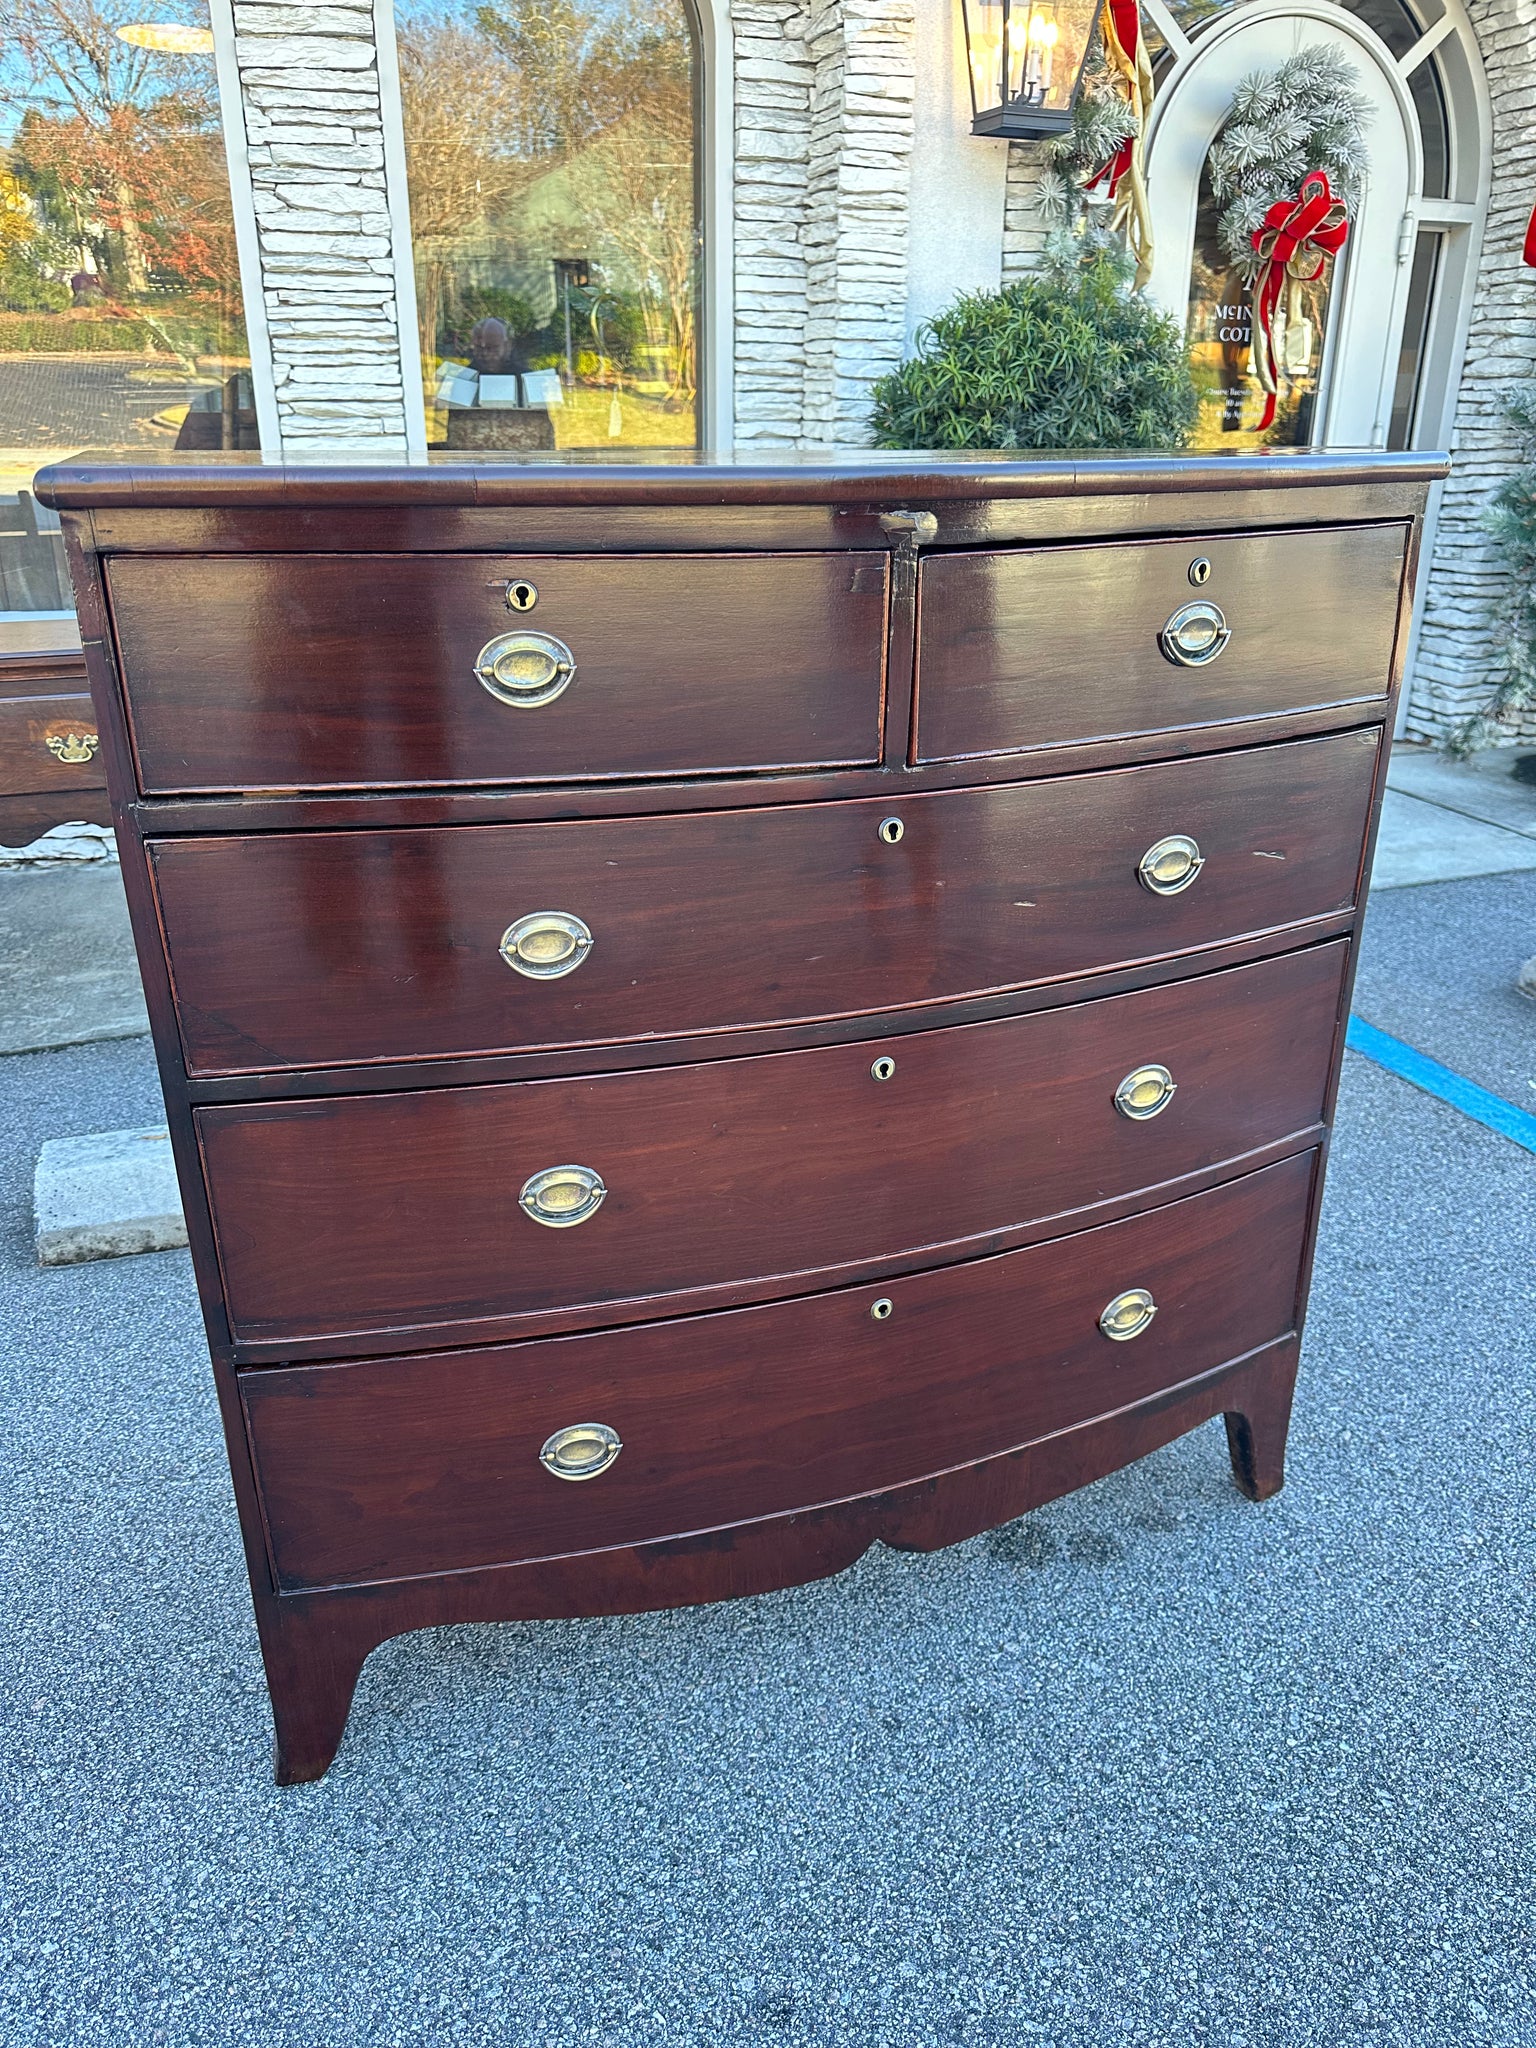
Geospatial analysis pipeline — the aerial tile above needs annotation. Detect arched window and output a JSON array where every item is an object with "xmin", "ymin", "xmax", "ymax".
[
  {"xmin": 1143, "ymin": 0, "xmax": 1485, "ymax": 454},
  {"xmin": 398, "ymin": 0, "xmax": 701, "ymax": 453}
]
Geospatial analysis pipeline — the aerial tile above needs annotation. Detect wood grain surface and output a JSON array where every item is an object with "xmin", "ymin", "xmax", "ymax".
[
  {"xmin": 242, "ymin": 1150, "xmax": 1317, "ymax": 1591},
  {"xmin": 106, "ymin": 551, "xmax": 890, "ymax": 791},
  {"xmin": 200, "ymin": 942, "xmax": 1345, "ymax": 1350},
  {"xmin": 153, "ymin": 730, "xmax": 1379, "ymax": 1077},
  {"xmin": 914, "ymin": 523, "xmax": 1406, "ymax": 761}
]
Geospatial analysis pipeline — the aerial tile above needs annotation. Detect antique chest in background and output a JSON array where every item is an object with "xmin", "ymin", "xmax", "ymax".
[{"xmin": 39, "ymin": 449, "xmax": 1443, "ymax": 1781}]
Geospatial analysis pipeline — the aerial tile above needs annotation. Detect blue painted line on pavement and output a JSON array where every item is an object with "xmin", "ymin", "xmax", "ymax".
[{"xmin": 1346, "ymin": 1014, "xmax": 1536, "ymax": 1157}]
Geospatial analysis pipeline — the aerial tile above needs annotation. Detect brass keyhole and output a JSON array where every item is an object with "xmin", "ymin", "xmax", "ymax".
[
  {"xmin": 1188, "ymin": 557, "xmax": 1212, "ymax": 587},
  {"xmin": 871, "ymin": 1055, "xmax": 897, "ymax": 1082},
  {"xmin": 878, "ymin": 816, "xmax": 905, "ymax": 845},
  {"xmin": 505, "ymin": 579, "xmax": 539, "ymax": 612},
  {"xmin": 870, "ymin": 1297, "xmax": 894, "ymax": 1321}
]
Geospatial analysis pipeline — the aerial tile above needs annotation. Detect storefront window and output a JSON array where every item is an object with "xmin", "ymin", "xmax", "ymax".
[
  {"xmin": 399, "ymin": 0, "xmax": 700, "ymax": 453},
  {"xmin": 0, "ymin": 0, "xmax": 254, "ymax": 654},
  {"xmin": 1184, "ymin": 158, "xmax": 1339, "ymax": 449}
]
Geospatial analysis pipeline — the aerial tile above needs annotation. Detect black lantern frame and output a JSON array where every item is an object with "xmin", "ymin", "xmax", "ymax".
[{"xmin": 962, "ymin": 0, "xmax": 1102, "ymax": 139}]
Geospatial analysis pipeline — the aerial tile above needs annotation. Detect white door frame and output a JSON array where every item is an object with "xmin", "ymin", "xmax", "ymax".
[
  {"xmin": 1139, "ymin": 0, "xmax": 1492, "ymax": 729},
  {"xmin": 1144, "ymin": 3, "xmax": 1420, "ymax": 449}
]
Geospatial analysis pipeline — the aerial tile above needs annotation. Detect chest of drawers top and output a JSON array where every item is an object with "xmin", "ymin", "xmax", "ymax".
[{"xmin": 39, "ymin": 447, "xmax": 1440, "ymax": 818}]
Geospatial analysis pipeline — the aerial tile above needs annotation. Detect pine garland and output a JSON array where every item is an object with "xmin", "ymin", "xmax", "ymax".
[
  {"xmin": 1034, "ymin": 39, "xmax": 1137, "ymax": 234},
  {"xmin": 1452, "ymin": 383, "xmax": 1536, "ymax": 753},
  {"xmin": 1206, "ymin": 47, "xmax": 1372, "ymax": 275}
]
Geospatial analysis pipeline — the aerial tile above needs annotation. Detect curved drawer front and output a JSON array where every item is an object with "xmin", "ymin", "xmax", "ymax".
[
  {"xmin": 155, "ymin": 730, "xmax": 1379, "ymax": 1077},
  {"xmin": 241, "ymin": 1150, "xmax": 1317, "ymax": 1591},
  {"xmin": 199, "ymin": 942, "xmax": 1345, "ymax": 1352},
  {"xmin": 915, "ymin": 524, "xmax": 1406, "ymax": 761},
  {"xmin": 106, "ymin": 551, "xmax": 889, "ymax": 792}
]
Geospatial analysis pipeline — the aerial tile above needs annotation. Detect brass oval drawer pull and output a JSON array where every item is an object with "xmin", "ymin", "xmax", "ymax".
[
  {"xmin": 1159, "ymin": 599, "xmax": 1230, "ymax": 667},
  {"xmin": 499, "ymin": 911, "xmax": 593, "ymax": 980},
  {"xmin": 1114, "ymin": 1063, "xmax": 1177, "ymax": 1120},
  {"xmin": 1138, "ymin": 833, "xmax": 1204, "ymax": 896},
  {"xmin": 474, "ymin": 629, "xmax": 576, "ymax": 708},
  {"xmin": 1099, "ymin": 1288, "xmax": 1158, "ymax": 1342},
  {"xmin": 540, "ymin": 1422, "xmax": 622, "ymax": 1481},
  {"xmin": 519, "ymin": 1164, "xmax": 607, "ymax": 1228}
]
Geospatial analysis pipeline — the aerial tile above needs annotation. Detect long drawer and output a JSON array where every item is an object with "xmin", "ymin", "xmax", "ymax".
[
  {"xmin": 154, "ymin": 730, "xmax": 1380, "ymax": 1077},
  {"xmin": 106, "ymin": 551, "xmax": 890, "ymax": 792},
  {"xmin": 914, "ymin": 524, "xmax": 1406, "ymax": 762},
  {"xmin": 241, "ymin": 1151, "xmax": 1317, "ymax": 1590},
  {"xmin": 200, "ymin": 943, "xmax": 1345, "ymax": 1352}
]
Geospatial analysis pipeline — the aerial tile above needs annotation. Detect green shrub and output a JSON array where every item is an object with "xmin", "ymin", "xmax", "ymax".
[
  {"xmin": 869, "ymin": 243, "xmax": 1197, "ymax": 453},
  {"xmin": 0, "ymin": 255, "xmax": 70, "ymax": 313},
  {"xmin": 0, "ymin": 313, "xmax": 155, "ymax": 352}
]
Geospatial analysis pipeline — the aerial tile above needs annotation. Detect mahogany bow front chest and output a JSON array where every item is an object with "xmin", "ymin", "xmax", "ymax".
[{"xmin": 39, "ymin": 449, "xmax": 1443, "ymax": 1781}]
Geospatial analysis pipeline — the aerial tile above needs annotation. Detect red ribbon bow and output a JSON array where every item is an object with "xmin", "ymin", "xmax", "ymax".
[{"xmin": 1249, "ymin": 170, "xmax": 1350, "ymax": 431}]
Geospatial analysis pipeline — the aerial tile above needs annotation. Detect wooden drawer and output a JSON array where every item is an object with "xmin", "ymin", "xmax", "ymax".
[
  {"xmin": 241, "ymin": 1150, "xmax": 1316, "ymax": 1590},
  {"xmin": 0, "ymin": 690, "xmax": 104, "ymax": 796},
  {"xmin": 154, "ymin": 730, "xmax": 1379, "ymax": 1077},
  {"xmin": 105, "ymin": 551, "xmax": 889, "ymax": 793},
  {"xmin": 200, "ymin": 943, "xmax": 1345, "ymax": 1353},
  {"xmin": 914, "ymin": 524, "xmax": 1406, "ymax": 762}
]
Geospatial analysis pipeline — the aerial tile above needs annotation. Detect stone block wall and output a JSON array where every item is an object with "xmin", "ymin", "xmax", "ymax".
[
  {"xmin": 735, "ymin": 0, "xmax": 915, "ymax": 445},
  {"xmin": 1002, "ymin": 145, "xmax": 1050, "ymax": 281},
  {"xmin": 221, "ymin": 0, "xmax": 416, "ymax": 452},
  {"xmin": 1406, "ymin": 0, "xmax": 1536, "ymax": 743}
]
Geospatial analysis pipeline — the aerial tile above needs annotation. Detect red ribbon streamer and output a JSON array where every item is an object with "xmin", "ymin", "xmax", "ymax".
[
  {"xmin": 1249, "ymin": 170, "xmax": 1350, "ymax": 431},
  {"xmin": 1524, "ymin": 198, "xmax": 1536, "ymax": 268},
  {"xmin": 1092, "ymin": 0, "xmax": 1142, "ymax": 198}
]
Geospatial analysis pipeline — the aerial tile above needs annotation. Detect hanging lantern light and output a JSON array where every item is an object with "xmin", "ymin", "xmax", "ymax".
[{"xmin": 961, "ymin": 0, "xmax": 1101, "ymax": 138}]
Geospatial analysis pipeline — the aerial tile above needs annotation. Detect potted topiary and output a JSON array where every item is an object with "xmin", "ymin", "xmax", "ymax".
[{"xmin": 869, "ymin": 237, "xmax": 1197, "ymax": 453}]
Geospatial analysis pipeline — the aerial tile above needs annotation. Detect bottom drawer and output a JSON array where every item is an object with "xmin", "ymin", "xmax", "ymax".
[{"xmin": 244, "ymin": 1150, "xmax": 1318, "ymax": 1591}]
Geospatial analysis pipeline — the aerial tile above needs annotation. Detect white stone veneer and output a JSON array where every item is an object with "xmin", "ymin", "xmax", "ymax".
[
  {"xmin": 1406, "ymin": 0, "xmax": 1536, "ymax": 743},
  {"xmin": 220, "ymin": 0, "xmax": 418, "ymax": 453}
]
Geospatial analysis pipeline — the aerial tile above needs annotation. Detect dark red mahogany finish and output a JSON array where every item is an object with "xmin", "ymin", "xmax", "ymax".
[
  {"xmin": 38, "ymin": 447, "xmax": 1443, "ymax": 1783},
  {"xmin": 914, "ymin": 522, "xmax": 1407, "ymax": 761},
  {"xmin": 108, "ymin": 550, "xmax": 890, "ymax": 790},
  {"xmin": 200, "ymin": 942, "xmax": 1346, "ymax": 1356},
  {"xmin": 154, "ymin": 733, "xmax": 1374, "ymax": 1076}
]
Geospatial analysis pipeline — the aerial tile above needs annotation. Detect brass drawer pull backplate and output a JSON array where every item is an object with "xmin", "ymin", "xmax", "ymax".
[
  {"xmin": 540, "ymin": 1423, "xmax": 622, "ymax": 1481},
  {"xmin": 1100, "ymin": 1288, "xmax": 1158, "ymax": 1342},
  {"xmin": 519, "ymin": 1164, "xmax": 607, "ymax": 1228},
  {"xmin": 474, "ymin": 629, "xmax": 576, "ymax": 708},
  {"xmin": 500, "ymin": 911, "xmax": 593, "ymax": 979},
  {"xmin": 1114, "ymin": 1063, "xmax": 1177, "ymax": 1120},
  {"xmin": 1159, "ymin": 599, "xmax": 1231, "ymax": 667},
  {"xmin": 1138, "ymin": 833, "xmax": 1204, "ymax": 895}
]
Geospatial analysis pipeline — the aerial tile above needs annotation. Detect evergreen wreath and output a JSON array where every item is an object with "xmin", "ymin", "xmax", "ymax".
[{"xmin": 1206, "ymin": 47, "xmax": 1372, "ymax": 275}]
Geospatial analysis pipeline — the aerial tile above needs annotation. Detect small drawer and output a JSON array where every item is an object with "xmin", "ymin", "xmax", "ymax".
[
  {"xmin": 0, "ymin": 691, "xmax": 104, "ymax": 795},
  {"xmin": 153, "ymin": 729, "xmax": 1379, "ymax": 1077},
  {"xmin": 241, "ymin": 1150, "xmax": 1316, "ymax": 1591},
  {"xmin": 914, "ymin": 524, "xmax": 1406, "ymax": 762},
  {"xmin": 105, "ymin": 551, "xmax": 889, "ymax": 792},
  {"xmin": 199, "ymin": 943, "xmax": 1346, "ymax": 1353}
]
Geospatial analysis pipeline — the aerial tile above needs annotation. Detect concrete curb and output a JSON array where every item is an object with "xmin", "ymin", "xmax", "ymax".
[{"xmin": 34, "ymin": 1126, "xmax": 188, "ymax": 1266}]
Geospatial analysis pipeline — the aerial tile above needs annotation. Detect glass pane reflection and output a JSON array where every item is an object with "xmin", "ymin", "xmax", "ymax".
[{"xmin": 399, "ymin": 0, "xmax": 700, "ymax": 454}]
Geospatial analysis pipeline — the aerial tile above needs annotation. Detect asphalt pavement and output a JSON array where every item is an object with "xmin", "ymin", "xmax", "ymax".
[{"xmin": 1, "ymin": 874, "xmax": 1532, "ymax": 2048}]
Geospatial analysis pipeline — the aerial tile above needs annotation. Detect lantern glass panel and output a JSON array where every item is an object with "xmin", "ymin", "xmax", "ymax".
[{"xmin": 965, "ymin": 0, "xmax": 1099, "ymax": 135}]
